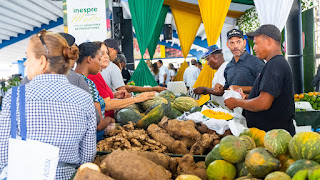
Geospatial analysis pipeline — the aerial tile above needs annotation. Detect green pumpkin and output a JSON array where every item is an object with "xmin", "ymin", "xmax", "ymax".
[
  {"xmin": 308, "ymin": 165, "xmax": 320, "ymax": 180},
  {"xmin": 116, "ymin": 108, "xmax": 142, "ymax": 125},
  {"xmin": 239, "ymin": 135, "xmax": 256, "ymax": 151},
  {"xmin": 264, "ymin": 129, "xmax": 292, "ymax": 157},
  {"xmin": 189, "ymin": 106, "xmax": 202, "ymax": 113},
  {"xmin": 125, "ymin": 103, "xmax": 143, "ymax": 113},
  {"xmin": 207, "ymin": 160, "xmax": 236, "ymax": 180},
  {"xmin": 219, "ymin": 135, "xmax": 247, "ymax": 164},
  {"xmin": 136, "ymin": 102, "xmax": 171, "ymax": 129},
  {"xmin": 264, "ymin": 171, "xmax": 291, "ymax": 180},
  {"xmin": 173, "ymin": 97, "xmax": 200, "ymax": 112},
  {"xmin": 286, "ymin": 159, "xmax": 319, "ymax": 177},
  {"xmin": 205, "ymin": 144, "xmax": 223, "ymax": 167},
  {"xmin": 289, "ymin": 132, "xmax": 320, "ymax": 162},
  {"xmin": 235, "ymin": 161, "xmax": 249, "ymax": 178},
  {"xmin": 168, "ymin": 107, "xmax": 183, "ymax": 119},
  {"xmin": 292, "ymin": 169, "xmax": 309, "ymax": 180},
  {"xmin": 158, "ymin": 90, "xmax": 176, "ymax": 102},
  {"xmin": 245, "ymin": 148, "xmax": 280, "ymax": 178},
  {"xmin": 141, "ymin": 96, "xmax": 167, "ymax": 111}
]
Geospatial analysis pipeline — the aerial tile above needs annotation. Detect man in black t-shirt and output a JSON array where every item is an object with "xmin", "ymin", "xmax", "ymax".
[{"xmin": 224, "ymin": 24, "xmax": 295, "ymax": 135}]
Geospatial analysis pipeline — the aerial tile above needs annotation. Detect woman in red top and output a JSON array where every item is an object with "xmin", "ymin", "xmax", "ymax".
[{"xmin": 88, "ymin": 42, "xmax": 152, "ymax": 118}]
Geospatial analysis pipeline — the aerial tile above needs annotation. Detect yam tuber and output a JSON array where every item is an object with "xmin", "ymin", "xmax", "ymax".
[
  {"xmin": 147, "ymin": 124, "xmax": 189, "ymax": 154},
  {"xmin": 130, "ymin": 151, "xmax": 171, "ymax": 169},
  {"xmin": 100, "ymin": 150, "xmax": 171, "ymax": 180},
  {"xmin": 74, "ymin": 163, "xmax": 114, "ymax": 180},
  {"xmin": 177, "ymin": 154, "xmax": 207, "ymax": 180},
  {"xmin": 158, "ymin": 117, "xmax": 201, "ymax": 140},
  {"xmin": 190, "ymin": 134, "xmax": 215, "ymax": 155}
]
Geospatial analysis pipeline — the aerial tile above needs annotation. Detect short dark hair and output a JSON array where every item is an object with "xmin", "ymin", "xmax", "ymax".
[
  {"xmin": 191, "ymin": 59, "xmax": 197, "ymax": 65},
  {"xmin": 158, "ymin": 60, "xmax": 163, "ymax": 64},
  {"xmin": 77, "ymin": 42, "xmax": 99, "ymax": 64},
  {"xmin": 116, "ymin": 54, "xmax": 127, "ymax": 63}
]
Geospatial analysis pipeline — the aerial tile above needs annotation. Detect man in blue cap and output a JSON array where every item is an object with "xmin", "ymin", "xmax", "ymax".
[{"xmin": 194, "ymin": 45, "xmax": 228, "ymax": 95}]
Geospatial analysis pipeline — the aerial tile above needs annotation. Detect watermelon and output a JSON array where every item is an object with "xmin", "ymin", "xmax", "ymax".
[
  {"xmin": 173, "ymin": 97, "xmax": 199, "ymax": 112},
  {"xmin": 205, "ymin": 144, "xmax": 223, "ymax": 167},
  {"xmin": 289, "ymin": 132, "xmax": 320, "ymax": 162},
  {"xmin": 207, "ymin": 160, "xmax": 236, "ymax": 180},
  {"xmin": 264, "ymin": 129, "xmax": 292, "ymax": 157},
  {"xmin": 219, "ymin": 135, "xmax": 247, "ymax": 164},
  {"xmin": 286, "ymin": 159, "xmax": 319, "ymax": 177},
  {"xmin": 116, "ymin": 108, "xmax": 142, "ymax": 125},
  {"xmin": 264, "ymin": 171, "xmax": 291, "ymax": 180},
  {"xmin": 158, "ymin": 90, "xmax": 176, "ymax": 102},
  {"xmin": 245, "ymin": 148, "xmax": 280, "ymax": 178}
]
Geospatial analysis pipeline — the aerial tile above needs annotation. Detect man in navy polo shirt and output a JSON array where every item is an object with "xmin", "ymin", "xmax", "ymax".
[
  {"xmin": 224, "ymin": 25, "xmax": 295, "ymax": 135},
  {"xmin": 219, "ymin": 29, "xmax": 265, "ymax": 94}
]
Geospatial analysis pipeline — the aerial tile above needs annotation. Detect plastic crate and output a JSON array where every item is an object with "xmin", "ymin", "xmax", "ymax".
[{"xmin": 295, "ymin": 111, "xmax": 320, "ymax": 128}]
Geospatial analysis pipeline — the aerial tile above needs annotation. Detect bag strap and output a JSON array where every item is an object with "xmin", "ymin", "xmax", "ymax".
[
  {"xmin": 9, "ymin": 85, "xmax": 27, "ymax": 140},
  {"xmin": 10, "ymin": 87, "xmax": 18, "ymax": 139},
  {"xmin": 19, "ymin": 85, "xmax": 27, "ymax": 141}
]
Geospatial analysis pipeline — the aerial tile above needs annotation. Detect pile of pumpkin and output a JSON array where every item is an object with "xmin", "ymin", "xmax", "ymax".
[
  {"xmin": 205, "ymin": 128, "xmax": 320, "ymax": 180},
  {"xmin": 116, "ymin": 90, "xmax": 201, "ymax": 129}
]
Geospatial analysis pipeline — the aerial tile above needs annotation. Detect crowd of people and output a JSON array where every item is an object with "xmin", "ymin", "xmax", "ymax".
[{"xmin": 0, "ymin": 24, "xmax": 296, "ymax": 179}]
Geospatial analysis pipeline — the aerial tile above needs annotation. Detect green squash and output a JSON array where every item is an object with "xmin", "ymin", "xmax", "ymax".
[
  {"xmin": 219, "ymin": 135, "xmax": 247, "ymax": 164},
  {"xmin": 264, "ymin": 171, "xmax": 291, "ymax": 180},
  {"xmin": 205, "ymin": 144, "xmax": 223, "ymax": 167},
  {"xmin": 292, "ymin": 169, "xmax": 309, "ymax": 180},
  {"xmin": 168, "ymin": 107, "xmax": 183, "ymax": 119},
  {"xmin": 126, "ymin": 103, "xmax": 143, "ymax": 113},
  {"xmin": 308, "ymin": 165, "xmax": 320, "ymax": 180},
  {"xmin": 286, "ymin": 159, "xmax": 319, "ymax": 177},
  {"xmin": 207, "ymin": 160, "xmax": 236, "ymax": 180},
  {"xmin": 235, "ymin": 176, "xmax": 261, "ymax": 180},
  {"xmin": 189, "ymin": 106, "xmax": 202, "ymax": 113},
  {"xmin": 173, "ymin": 97, "xmax": 199, "ymax": 112},
  {"xmin": 142, "ymin": 96, "xmax": 167, "ymax": 111},
  {"xmin": 239, "ymin": 135, "xmax": 256, "ymax": 151},
  {"xmin": 245, "ymin": 148, "xmax": 280, "ymax": 178},
  {"xmin": 264, "ymin": 129, "xmax": 292, "ymax": 157},
  {"xmin": 136, "ymin": 102, "xmax": 171, "ymax": 129},
  {"xmin": 116, "ymin": 108, "xmax": 142, "ymax": 125},
  {"xmin": 289, "ymin": 132, "xmax": 320, "ymax": 162},
  {"xmin": 158, "ymin": 90, "xmax": 176, "ymax": 102},
  {"xmin": 235, "ymin": 161, "xmax": 249, "ymax": 178}
]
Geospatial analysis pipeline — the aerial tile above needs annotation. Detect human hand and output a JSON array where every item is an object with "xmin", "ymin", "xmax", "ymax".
[
  {"xmin": 193, "ymin": 87, "xmax": 207, "ymax": 94},
  {"xmin": 98, "ymin": 117, "xmax": 115, "ymax": 130},
  {"xmin": 153, "ymin": 86, "xmax": 166, "ymax": 92},
  {"xmin": 224, "ymin": 97, "xmax": 238, "ymax": 110},
  {"xmin": 214, "ymin": 83, "xmax": 224, "ymax": 94},
  {"xmin": 135, "ymin": 91, "xmax": 156, "ymax": 102},
  {"xmin": 229, "ymin": 85, "xmax": 241, "ymax": 91}
]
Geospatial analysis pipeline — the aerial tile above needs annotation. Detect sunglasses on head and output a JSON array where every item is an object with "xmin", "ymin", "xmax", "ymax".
[{"xmin": 37, "ymin": 29, "xmax": 49, "ymax": 55}]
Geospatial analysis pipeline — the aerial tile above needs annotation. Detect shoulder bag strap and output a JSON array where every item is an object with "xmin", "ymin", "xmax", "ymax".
[
  {"xmin": 19, "ymin": 85, "xmax": 27, "ymax": 141},
  {"xmin": 10, "ymin": 87, "xmax": 18, "ymax": 139}
]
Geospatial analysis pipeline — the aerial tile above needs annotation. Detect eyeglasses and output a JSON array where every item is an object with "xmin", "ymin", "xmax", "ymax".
[{"xmin": 37, "ymin": 29, "xmax": 49, "ymax": 55}]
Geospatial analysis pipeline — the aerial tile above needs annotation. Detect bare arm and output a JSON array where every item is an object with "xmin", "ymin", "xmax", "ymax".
[
  {"xmin": 224, "ymin": 91, "xmax": 274, "ymax": 112},
  {"xmin": 125, "ymin": 85, "xmax": 166, "ymax": 93},
  {"xmin": 229, "ymin": 85, "xmax": 253, "ymax": 93},
  {"xmin": 163, "ymin": 74, "xmax": 167, "ymax": 84},
  {"xmin": 104, "ymin": 91, "xmax": 156, "ymax": 111},
  {"xmin": 94, "ymin": 102, "xmax": 114, "ymax": 131},
  {"xmin": 115, "ymin": 86, "xmax": 126, "ymax": 91}
]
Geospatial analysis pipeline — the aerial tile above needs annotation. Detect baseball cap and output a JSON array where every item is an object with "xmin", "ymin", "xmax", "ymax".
[
  {"xmin": 247, "ymin": 24, "xmax": 281, "ymax": 42},
  {"xmin": 201, "ymin": 45, "xmax": 222, "ymax": 59},
  {"xmin": 58, "ymin": 32, "xmax": 75, "ymax": 47},
  {"xmin": 227, "ymin": 29, "xmax": 244, "ymax": 40},
  {"xmin": 104, "ymin": 38, "xmax": 123, "ymax": 54}
]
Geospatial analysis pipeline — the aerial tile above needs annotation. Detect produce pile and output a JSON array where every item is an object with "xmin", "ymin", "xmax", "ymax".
[
  {"xmin": 205, "ymin": 128, "xmax": 320, "ymax": 180},
  {"xmin": 295, "ymin": 91, "xmax": 320, "ymax": 110},
  {"xmin": 97, "ymin": 117, "xmax": 232, "ymax": 155},
  {"xmin": 75, "ymin": 150, "xmax": 207, "ymax": 180}
]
